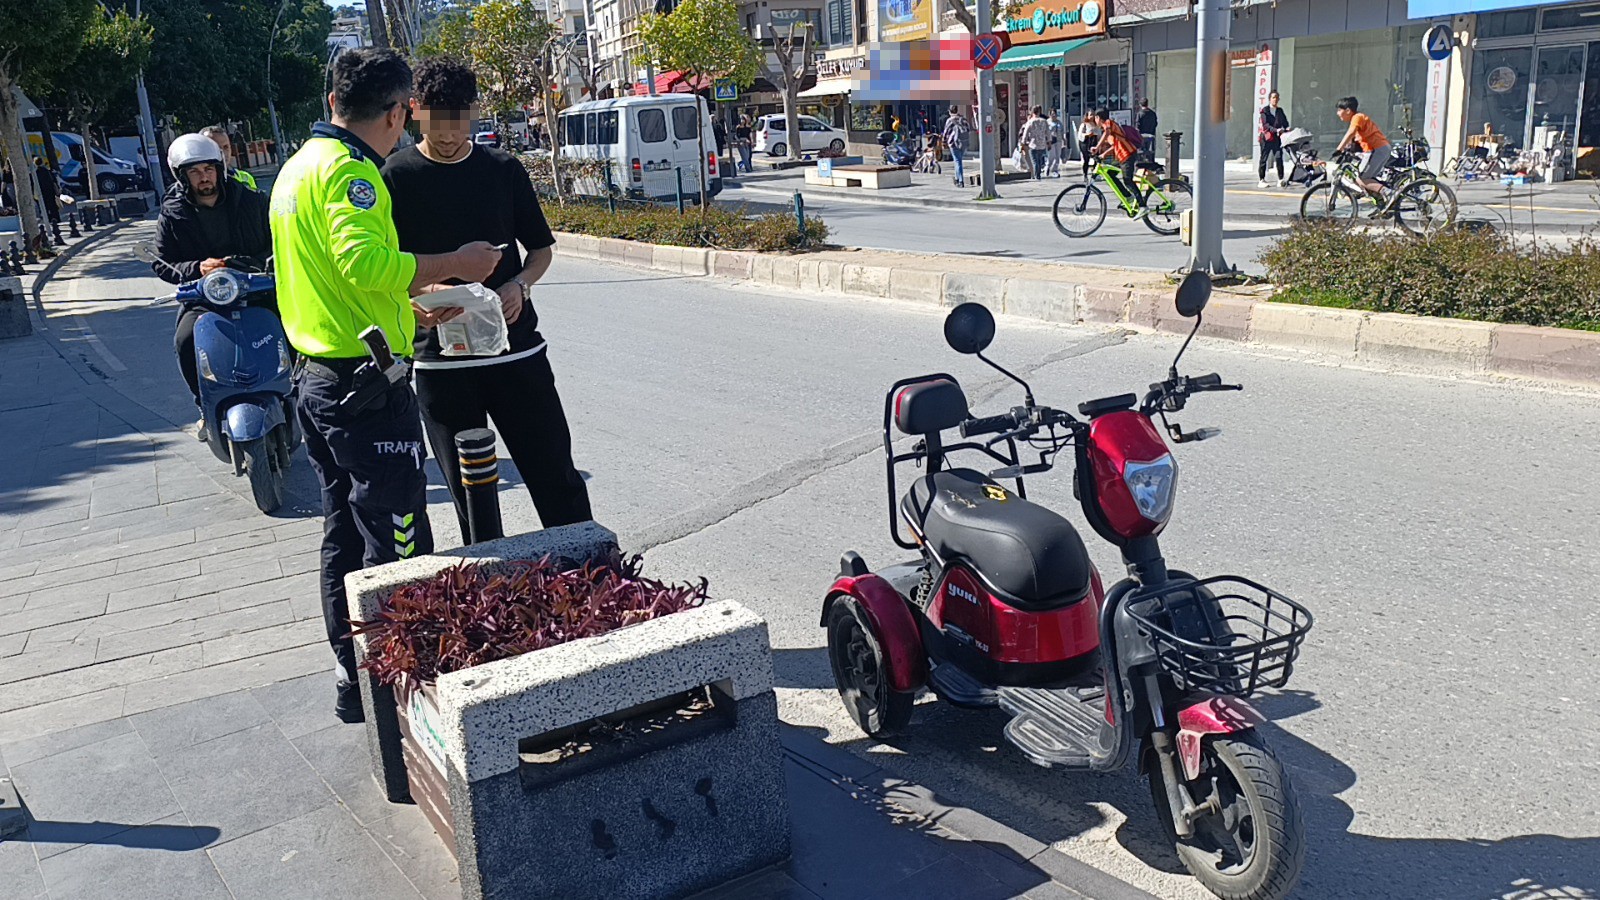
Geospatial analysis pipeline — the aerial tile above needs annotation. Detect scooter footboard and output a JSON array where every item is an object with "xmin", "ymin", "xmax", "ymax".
[
  {"xmin": 823, "ymin": 575, "xmax": 927, "ymax": 693},
  {"xmin": 1175, "ymin": 696, "xmax": 1265, "ymax": 780}
]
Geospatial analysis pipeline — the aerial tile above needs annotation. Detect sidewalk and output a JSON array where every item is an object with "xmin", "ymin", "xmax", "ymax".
[
  {"xmin": 0, "ymin": 221, "xmax": 1156, "ymax": 898},
  {"xmin": 726, "ymin": 159, "xmax": 1600, "ymax": 231}
]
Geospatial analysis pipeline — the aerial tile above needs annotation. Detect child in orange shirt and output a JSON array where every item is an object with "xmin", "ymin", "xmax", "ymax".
[{"xmin": 1334, "ymin": 96, "xmax": 1391, "ymax": 211}]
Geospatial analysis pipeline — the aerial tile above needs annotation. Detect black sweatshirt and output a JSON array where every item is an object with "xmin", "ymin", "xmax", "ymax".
[{"xmin": 380, "ymin": 145, "xmax": 557, "ymax": 365}]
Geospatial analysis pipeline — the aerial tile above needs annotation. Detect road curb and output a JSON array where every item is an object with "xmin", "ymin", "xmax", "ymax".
[{"xmin": 552, "ymin": 231, "xmax": 1600, "ymax": 391}]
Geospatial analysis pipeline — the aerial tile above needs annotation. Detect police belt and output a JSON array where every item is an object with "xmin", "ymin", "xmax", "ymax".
[{"xmin": 298, "ymin": 355, "xmax": 412, "ymax": 413}]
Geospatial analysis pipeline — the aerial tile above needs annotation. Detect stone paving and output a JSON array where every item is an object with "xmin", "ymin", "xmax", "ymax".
[{"xmin": 0, "ymin": 223, "xmax": 1154, "ymax": 899}]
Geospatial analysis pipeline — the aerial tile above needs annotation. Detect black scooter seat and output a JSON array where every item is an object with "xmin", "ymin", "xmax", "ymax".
[{"xmin": 903, "ymin": 469, "xmax": 1093, "ymax": 609}]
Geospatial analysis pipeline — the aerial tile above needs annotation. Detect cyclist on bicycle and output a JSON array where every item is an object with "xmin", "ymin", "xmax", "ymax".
[
  {"xmin": 1333, "ymin": 96, "xmax": 1391, "ymax": 215},
  {"xmin": 1090, "ymin": 109, "xmax": 1143, "ymax": 214}
]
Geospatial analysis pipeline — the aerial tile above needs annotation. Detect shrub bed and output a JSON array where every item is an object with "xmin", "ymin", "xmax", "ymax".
[
  {"xmin": 353, "ymin": 555, "xmax": 709, "ymax": 688},
  {"xmin": 544, "ymin": 200, "xmax": 829, "ymax": 252},
  {"xmin": 1260, "ymin": 220, "xmax": 1600, "ymax": 331}
]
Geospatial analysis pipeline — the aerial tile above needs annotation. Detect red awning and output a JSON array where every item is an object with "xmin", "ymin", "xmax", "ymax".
[{"xmin": 631, "ymin": 71, "xmax": 714, "ymax": 95}]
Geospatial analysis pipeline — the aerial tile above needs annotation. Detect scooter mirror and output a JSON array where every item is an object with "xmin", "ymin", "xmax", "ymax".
[
  {"xmin": 944, "ymin": 303, "xmax": 996, "ymax": 355},
  {"xmin": 1175, "ymin": 270, "xmax": 1213, "ymax": 318},
  {"xmin": 132, "ymin": 241, "xmax": 158, "ymax": 264}
]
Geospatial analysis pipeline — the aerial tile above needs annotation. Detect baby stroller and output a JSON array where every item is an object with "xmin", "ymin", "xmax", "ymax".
[
  {"xmin": 913, "ymin": 135, "xmax": 944, "ymax": 174},
  {"xmin": 878, "ymin": 130, "xmax": 916, "ymax": 167},
  {"xmin": 1281, "ymin": 128, "xmax": 1324, "ymax": 187}
]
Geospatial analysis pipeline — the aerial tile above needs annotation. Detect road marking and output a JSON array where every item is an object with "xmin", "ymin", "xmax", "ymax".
[{"xmin": 75, "ymin": 315, "xmax": 129, "ymax": 373}]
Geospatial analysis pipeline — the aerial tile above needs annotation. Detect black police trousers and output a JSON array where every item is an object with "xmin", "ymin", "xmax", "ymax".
[
  {"xmin": 297, "ymin": 362, "xmax": 434, "ymax": 680},
  {"xmin": 414, "ymin": 350, "xmax": 592, "ymax": 541}
]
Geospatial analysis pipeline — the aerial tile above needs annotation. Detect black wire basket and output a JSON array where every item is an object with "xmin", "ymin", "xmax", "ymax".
[{"xmin": 1125, "ymin": 576, "xmax": 1313, "ymax": 697}]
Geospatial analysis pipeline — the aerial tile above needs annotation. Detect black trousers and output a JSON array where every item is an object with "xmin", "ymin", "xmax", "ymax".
[
  {"xmin": 1259, "ymin": 138, "xmax": 1285, "ymax": 181},
  {"xmin": 414, "ymin": 350, "xmax": 592, "ymax": 541},
  {"xmin": 297, "ymin": 364, "xmax": 435, "ymax": 680},
  {"xmin": 1080, "ymin": 138, "xmax": 1097, "ymax": 177}
]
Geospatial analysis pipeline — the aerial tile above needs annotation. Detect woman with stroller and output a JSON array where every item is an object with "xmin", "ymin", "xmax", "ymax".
[{"xmin": 1258, "ymin": 91, "xmax": 1290, "ymax": 187}]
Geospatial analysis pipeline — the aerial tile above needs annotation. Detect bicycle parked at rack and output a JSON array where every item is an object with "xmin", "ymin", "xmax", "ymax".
[
  {"xmin": 1299, "ymin": 149, "xmax": 1457, "ymax": 237},
  {"xmin": 1053, "ymin": 156, "xmax": 1193, "ymax": 238}
]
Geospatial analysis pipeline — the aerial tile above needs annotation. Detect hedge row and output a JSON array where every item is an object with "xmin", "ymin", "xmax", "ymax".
[
  {"xmin": 1260, "ymin": 221, "xmax": 1600, "ymax": 331},
  {"xmin": 544, "ymin": 201, "xmax": 829, "ymax": 253}
]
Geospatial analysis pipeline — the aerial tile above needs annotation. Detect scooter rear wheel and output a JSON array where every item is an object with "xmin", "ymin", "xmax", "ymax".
[
  {"xmin": 1148, "ymin": 730, "xmax": 1305, "ymax": 900},
  {"xmin": 826, "ymin": 598, "xmax": 913, "ymax": 737}
]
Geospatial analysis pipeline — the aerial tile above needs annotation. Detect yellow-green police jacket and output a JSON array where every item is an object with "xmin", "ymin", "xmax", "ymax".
[{"xmin": 269, "ymin": 124, "xmax": 417, "ymax": 359}]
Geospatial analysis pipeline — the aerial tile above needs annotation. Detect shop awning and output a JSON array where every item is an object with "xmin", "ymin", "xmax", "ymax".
[
  {"xmin": 631, "ymin": 71, "xmax": 713, "ymax": 96},
  {"xmin": 798, "ymin": 81, "xmax": 851, "ymax": 98},
  {"xmin": 995, "ymin": 38, "xmax": 1094, "ymax": 72}
]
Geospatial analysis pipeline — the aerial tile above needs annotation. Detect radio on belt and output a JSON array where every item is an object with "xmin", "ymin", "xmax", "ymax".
[{"xmin": 336, "ymin": 326, "xmax": 411, "ymax": 413}]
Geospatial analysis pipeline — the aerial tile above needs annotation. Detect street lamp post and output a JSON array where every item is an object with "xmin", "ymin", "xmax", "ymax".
[
  {"xmin": 974, "ymin": 0, "xmax": 998, "ymax": 199},
  {"xmin": 1188, "ymin": 0, "xmax": 1232, "ymax": 274},
  {"xmin": 134, "ymin": 0, "xmax": 164, "ymax": 194},
  {"xmin": 266, "ymin": 0, "xmax": 292, "ymax": 167}
]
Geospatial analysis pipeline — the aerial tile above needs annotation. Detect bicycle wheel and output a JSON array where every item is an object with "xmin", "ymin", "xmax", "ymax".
[
  {"xmin": 1299, "ymin": 182, "xmax": 1361, "ymax": 224},
  {"xmin": 1141, "ymin": 178, "xmax": 1192, "ymax": 236},
  {"xmin": 1394, "ymin": 178, "xmax": 1458, "ymax": 237},
  {"xmin": 1053, "ymin": 184, "xmax": 1108, "ymax": 238}
]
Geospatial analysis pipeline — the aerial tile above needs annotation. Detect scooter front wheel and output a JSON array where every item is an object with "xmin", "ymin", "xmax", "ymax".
[
  {"xmin": 826, "ymin": 598, "xmax": 913, "ymax": 737},
  {"xmin": 242, "ymin": 438, "xmax": 284, "ymax": 513},
  {"xmin": 1149, "ymin": 730, "xmax": 1305, "ymax": 900}
]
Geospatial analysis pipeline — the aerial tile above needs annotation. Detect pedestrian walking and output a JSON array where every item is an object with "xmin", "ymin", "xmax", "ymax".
[
  {"xmin": 941, "ymin": 104, "xmax": 972, "ymax": 186},
  {"xmin": 382, "ymin": 56, "xmax": 593, "ymax": 547},
  {"xmin": 1047, "ymin": 111, "xmax": 1065, "ymax": 177},
  {"xmin": 713, "ymin": 116, "xmax": 729, "ymax": 168},
  {"xmin": 270, "ymin": 48, "xmax": 502, "ymax": 723},
  {"xmin": 1137, "ymin": 99, "xmax": 1158, "ymax": 160},
  {"xmin": 1076, "ymin": 114, "xmax": 1101, "ymax": 179},
  {"xmin": 33, "ymin": 157, "xmax": 59, "ymax": 225},
  {"xmin": 734, "ymin": 114, "xmax": 754, "ymax": 172},
  {"xmin": 1257, "ymin": 91, "xmax": 1289, "ymax": 187},
  {"xmin": 1020, "ymin": 107, "xmax": 1052, "ymax": 181}
]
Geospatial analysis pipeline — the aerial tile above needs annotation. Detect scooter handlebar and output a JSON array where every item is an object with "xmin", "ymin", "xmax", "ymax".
[{"xmin": 960, "ymin": 412, "xmax": 1021, "ymax": 438}]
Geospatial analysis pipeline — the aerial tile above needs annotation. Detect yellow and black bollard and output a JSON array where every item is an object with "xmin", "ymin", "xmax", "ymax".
[{"xmin": 455, "ymin": 428, "xmax": 504, "ymax": 544}]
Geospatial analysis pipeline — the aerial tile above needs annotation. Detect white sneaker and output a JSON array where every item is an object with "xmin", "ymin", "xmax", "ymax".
[{"xmin": 1257, "ymin": 180, "xmax": 1270, "ymax": 189}]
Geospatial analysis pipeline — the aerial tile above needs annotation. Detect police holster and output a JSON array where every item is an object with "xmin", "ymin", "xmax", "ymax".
[{"xmin": 336, "ymin": 326, "xmax": 411, "ymax": 414}]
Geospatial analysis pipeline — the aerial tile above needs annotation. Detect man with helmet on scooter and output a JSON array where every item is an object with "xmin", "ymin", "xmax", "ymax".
[{"xmin": 152, "ymin": 133, "xmax": 274, "ymax": 434}]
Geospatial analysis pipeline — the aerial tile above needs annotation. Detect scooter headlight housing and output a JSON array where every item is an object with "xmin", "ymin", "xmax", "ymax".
[
  {"xmin": 196, "ymin": 348, "xmax": 218, "ymax": 382},
  {"xmin": 277, "ymin": 337, "xmax": 291, "ymax": 375},
  {"xmin": 201, "ymin": 269, "xmax": 243, "ymax": 306},
  {"xmin": 1122, "ymin": 454, "xmax": 1178, "ymax": 524}
]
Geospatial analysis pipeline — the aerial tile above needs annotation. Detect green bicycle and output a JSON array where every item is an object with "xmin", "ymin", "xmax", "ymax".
[{"xmin": 1053, "ymin": 157, "xmax": 1193, "ymax": 238}]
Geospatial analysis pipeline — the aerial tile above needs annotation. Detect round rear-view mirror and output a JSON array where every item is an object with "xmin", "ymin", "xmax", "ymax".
[
  {"xmin": 944, "ymin": 303, "xmax": 996, "ymax": 355},
  {"xmin": 1175, "ymin": 270, "xmax": 1213, "ymax": 318},
  {"xmin": 132, "ymin": 241, "xmax": 158, "ymax": 264}
]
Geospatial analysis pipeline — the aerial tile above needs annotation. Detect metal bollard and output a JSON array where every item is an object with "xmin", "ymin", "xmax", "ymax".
[
  {"xmin": 675, "ymin": 168, "xmax": 685, "ymax": 215},
  {"xmin": 22, "ymin": 237, "xmax": 36, "ymax": 265},
  {"xmin": 455, "ymin": 428, "xmax": 504, "ymax": 545},
  {"xmin": 793, "ymin": 191, "xmax": 806, "ymax": 241},
  {"xmin": 604, "ymin": 163, "xmax": 617, "ymax": 214},
  {"xmin": 67, "ymin": 212, "xmax": 81, "ymax": 238},
  {"xmin": 51, "ymin": 220, "xmax": 63, "ymax": 246},
  {"xmin": 1165, "ymin": 130, "xmax": 1184, "ymax": 184},
  {"xmin": 8, "ymin": 242, "xmax": 23, "ymax": 274},
  {"xmin": 0, "ymin": 248, "xmax": 11, "ymax": 276},
  {"xmin": 82, "ymin": 207, "xmax": 95, "ymax": 232}
]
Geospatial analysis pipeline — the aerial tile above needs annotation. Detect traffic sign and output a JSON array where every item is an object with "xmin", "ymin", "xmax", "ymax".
[
  {"xmin": 1422, "ymin": 24, "xmax": 1453, "ymax": 62},
  {"xmin": 714, "ymin": 79, "xmax": 739, "ymax": 102},
  {"xmin": 974, "ymin": 33, "xmax": 1006, "ymax": 70}
]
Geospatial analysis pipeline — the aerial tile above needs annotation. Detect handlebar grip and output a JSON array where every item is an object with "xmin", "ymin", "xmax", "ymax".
[
  {"xmin": 1191, "ymin": 373, "xmax": 1222, "ymax": 388},
  {"xmin": 960, "ymin": 413, "xmax": 1018, "ymax": 438}
]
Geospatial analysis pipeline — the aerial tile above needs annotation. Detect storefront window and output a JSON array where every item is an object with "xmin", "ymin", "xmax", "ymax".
[
  {"xmin": 1282, "ymin": 27, "xmax": 1430, "ymax": 151},
  {"xmin": 1478, "ymin": 9, "xmax": 1536, "ymax": 38},
  {"xmin": 1466, "ymin": 47, "xmax": 1533, "ymax": 148},
  {"xmin": 1541, "ymin": 2, "xmax": 1600, "ymax": 30}
]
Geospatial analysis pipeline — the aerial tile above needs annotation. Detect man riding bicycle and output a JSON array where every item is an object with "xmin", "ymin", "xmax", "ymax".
[
  {"xmin": 1333, "ymin": 96, "xmax": 1390, "ymax": 215},
  {"xmin": 1090, "ymin": 109, "xmax": 1143, "ymax": 215}
]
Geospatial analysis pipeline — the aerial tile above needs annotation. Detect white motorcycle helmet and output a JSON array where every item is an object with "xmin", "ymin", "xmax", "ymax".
[{"xmin": 167, "ymin": 133, "xmax": 224, "ymax": 183}]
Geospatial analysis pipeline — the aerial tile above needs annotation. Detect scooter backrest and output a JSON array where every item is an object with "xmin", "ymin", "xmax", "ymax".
[{"xmin": 893, "ymin": 377, "xmax": 969, "ymax": 436}]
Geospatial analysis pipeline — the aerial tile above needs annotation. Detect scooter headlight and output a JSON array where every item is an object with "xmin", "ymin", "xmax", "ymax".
[
  {"xmin": 201, "ymin": 269, "xmax": 243, "ymax": 306},
  {"xmin": 1123, "ymin": 454, "xmax": 1178, "ymax": 523},
  {"xmin": 197, "ymin": 348, "xmax": 218, "ymax": 382},
  {"xmin": 277, "ymin": 337, "xmax": 291, "ymax": 375}
]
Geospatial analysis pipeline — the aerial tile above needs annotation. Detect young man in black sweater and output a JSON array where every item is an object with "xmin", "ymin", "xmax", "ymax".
[{"xmin": 382, "ymin": 57, "xmax": 592, "ymax": 540}]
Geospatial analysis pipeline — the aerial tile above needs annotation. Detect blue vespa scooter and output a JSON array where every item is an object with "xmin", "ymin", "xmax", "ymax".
[{"xmin": 176, "ymin": 260, "xmax": 300, "ymax": 512}]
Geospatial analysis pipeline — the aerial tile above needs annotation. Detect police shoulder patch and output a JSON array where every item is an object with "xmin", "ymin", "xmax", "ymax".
[{"xmin": 347, "ymin": 178, "xmax": 378, "ymax": 209}]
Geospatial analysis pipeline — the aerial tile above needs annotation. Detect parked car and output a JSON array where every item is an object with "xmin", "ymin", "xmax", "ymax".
[
  {"xmin": 753, "ymin": 114, "xmax": 846, "ymax": 158},
  {"xmin": 473, "ymin": 131, "xmax": 499, "ymax": 147},
  {"xmin": 558, "ymin": 94, "xmax": 722, "ymax": 202}
]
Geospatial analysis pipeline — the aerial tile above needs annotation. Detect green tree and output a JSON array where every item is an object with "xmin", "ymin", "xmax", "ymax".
[
  {"xmin": 469, "ymin": 0, "xmax": 552, "ymax": 118},
  {"xmin": 638, "ymin": 0, "xmax": 759, "ymax": 206},
  {"xmin": 45, "ymin": 7, "xmax": 153, "ymax": 200},
  {"xmin": 0, "ymin": 0, "xmax": 96, "ymax": 251}
]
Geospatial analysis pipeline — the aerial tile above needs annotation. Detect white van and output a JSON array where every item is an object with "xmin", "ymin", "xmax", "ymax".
[
  {"xmin": 559, "ymin": 95, "xmax": 722, "ymax": 202},
  {"xmin": 25, "ymin": 132, "xmax": 142, "ymax": 196}
]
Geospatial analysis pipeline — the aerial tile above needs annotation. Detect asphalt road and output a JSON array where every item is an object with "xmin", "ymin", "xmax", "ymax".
[{"xmin": 57, "ymin": 228, "xmax": 1600, "ymax": 899}]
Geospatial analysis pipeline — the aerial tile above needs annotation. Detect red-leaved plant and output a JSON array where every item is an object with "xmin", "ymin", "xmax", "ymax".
[{"xmin": 351, "ymin": 555, "xmax": 709, "ymax": 689}]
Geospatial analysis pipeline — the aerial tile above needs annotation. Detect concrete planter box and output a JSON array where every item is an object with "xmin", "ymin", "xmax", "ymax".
[
  {"xmin": 346, "ymin": 522, "xmax": 790, "ymax": 900},
  {"xmin": 0, "ymin": 276, "xmax": 30, "ymax": 340}
]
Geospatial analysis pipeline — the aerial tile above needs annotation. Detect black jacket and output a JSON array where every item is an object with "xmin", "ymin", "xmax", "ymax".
[
  {"xmin": 151, "ymin": 178, "xmax": 271, "ymax": 285},
  {"xmin": 1137, "ymin": 108, "xmax": 1158, "ymax": 135}
]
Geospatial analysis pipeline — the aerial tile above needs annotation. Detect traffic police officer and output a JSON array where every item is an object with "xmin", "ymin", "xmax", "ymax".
[{"xmin": 271, "ymin": 48, "xmax": 501, "ymax": 723}]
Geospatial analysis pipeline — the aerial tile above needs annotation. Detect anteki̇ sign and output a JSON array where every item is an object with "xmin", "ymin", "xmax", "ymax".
[{"xmin": 1003, "ymin": 0, "xmax": 1110, "ymax": 46}]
